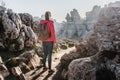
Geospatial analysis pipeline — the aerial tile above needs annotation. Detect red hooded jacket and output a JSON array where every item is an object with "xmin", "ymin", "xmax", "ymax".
[{"xmin": 40, "ymin": 20, "xmax": 56, "ymax": 43}]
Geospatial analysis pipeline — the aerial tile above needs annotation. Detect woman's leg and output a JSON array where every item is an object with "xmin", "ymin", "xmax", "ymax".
[
  {"xmin": 47, "ymin": 41, "xmax": 54, "ymax": 70},
  {"xmin": 42, "ymin": 42, "xmax": 48, "ymax": 67}
]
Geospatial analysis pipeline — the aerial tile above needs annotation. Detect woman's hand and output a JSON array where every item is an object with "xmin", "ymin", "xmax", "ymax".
[{"xmin": 54, "ymin": 43, "xmax": 57, "ymax": 48}]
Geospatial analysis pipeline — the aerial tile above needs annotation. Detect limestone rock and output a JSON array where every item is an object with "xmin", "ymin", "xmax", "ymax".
[
  {"xmin": 0, "ymin": 6, "xmax": 6, "ymax": 14},
  {"xmin": 85, "ymin": 5, "xmax": 101, "ymax": 31},
  {"xmin": 108, "ymin": 1, "xmax": 120, "ymax": 7},
  {"xmin": 28, "ymin": 54, "xmax": 41, "ymax": 69},
  {"xmin": 11, "ymin": 67, "xmax": 27, "ymax": 80},
  {"xmin": 19, "ymin": 13, "xmax": 33, "ymax": 27},
  {"xmin": 0, "ymin": 6, "xmax": 37, "ymax": 51},
  {"xmin": 0, "ymin": 57, "xmax": 9, "ymax": 77},
  {"xmin": 94, "ymin": 7, "xmax": 120, "ymax": 51},
  {"xmin": 19, "ymin": 73, "xmax": 27, "ymax": 80},
  {"xmin": 34, "ymin": 42, "xmax": 43, "ymax": 57},
  {"xmin": 68, "ymin": 57, "xmax": 96, "ymax": 80},
  {"xmin": 58, "ymin": 6, "xmax": 120, "ymax": 80},
  {"xmin": 0, "ymin": 74, "xmax": 4, "ymax": 80},
  {"xmin": 58, "ymin": 6, "xmax": 101, "ymax": 41},
  {"xmin": 60, "ymin": 52, "xmax": 81, "ymax": 70},
  {"xmin": 23, "ymin": 24, "xmax": 37, "ymax": 43},
  {"xmin": 11, "ymin": 66, "xmax": 22, "ymax": 76},
  {"xmin": 32, "ymin": 21, "xmax": 39, "ymax": 33},
  {"xmin": 68, "ymin": 51, "xmax": 120, "ymax": 80},
  {"xmin": 67, "ymin": 6, "xmax": 120, "ymax": 80},
  {"xmin": 59, "ymin": 9, "xmax": 86, "ymax": 40},
  {"xmin": 0, "ymin": 42, "xmax": 4, "ymax": 49},
  {"xmin": 6, "ymin": 50, "xmax": 41, "ymax": 75}
]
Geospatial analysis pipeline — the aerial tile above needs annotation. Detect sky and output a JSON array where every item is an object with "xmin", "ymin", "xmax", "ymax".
[{"xmin": 2, "ymin": 0, "xmax": 119, "ymax": 22}]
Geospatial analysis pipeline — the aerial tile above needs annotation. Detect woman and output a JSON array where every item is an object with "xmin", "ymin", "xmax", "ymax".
[{"xmin": 40, "ymin": 11, "xmax": 56, "ymax": 74}]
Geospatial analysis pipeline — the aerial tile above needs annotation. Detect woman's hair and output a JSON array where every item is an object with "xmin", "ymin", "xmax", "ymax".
[{"xmin": 45, "ymin": 11, "xmax": 51, "ymax": 20}]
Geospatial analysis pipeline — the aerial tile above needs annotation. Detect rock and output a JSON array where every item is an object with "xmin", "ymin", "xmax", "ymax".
[
  {"xmin": 94, "ymin": 7, "xmax": 120, "ymax": 51},
  {"xmin": 58, "ymin": 9, "xmax": 86, "ymax": 40},
  {"xmin": 19, "ymin": 73, "xmax": 27, "ymax": 80},
  {"xmin": 61, "ymin": 69, "xmax": 68, "ymax": 79},
  {"xmin": 68, "ymin": 56, "xmax": 96, "ymax": 80},
  {"xmin": 0, "ymin": 6, "xmax": 37, "ymax": 51},
  {"xmin": 2, "ymin": 13, "xmax": 19, "ymax": 40},
  {"xmin": 25, "ymin": 40, "xmax": 34, "ymax": 47},
  {"xmin": 11, "ymin": 67, "xmax": 27, "ymax": 80},
  {"xmin": 68, "ymin": 50, "xmax": 120, "ymax": 80},
  {"xmin": 58, "ymin": 6, "xmax": 101, "ymax": 41},
  {"xmin": 0, "ymin": 42, "xmax": 4, "ymax": 49},
  {"xmin": 34, "ymin": 42, "xmax": 43, "ymax": 57},
  {"xmin": 11, "ymin": 66, "xmax": 22, "ymax": 76},
  {"xmin": 60, "ymin": 52, "xmax": 80, "ymax": 70},
  {"xmin": 16, "ymin": 31, "xmax": 25, "ymax": 51},
  {"xmin": 85, "ymin": 5, "xmax": 101, "ymax": 31},
  {"xmin": 0, "ymin": 74, "xmax": 4, "ymax": 80},
  {"xmin": 19, "ymin": 13, "xmax": 33, "ymax": 27},
  {"xmin": 0, "ymin": 57, "xmax": 9, "ymax": 77},
  {"xmin": 23, "ymin": 24, "xmax": 37, "ymax": 43},
  {"xmin": 57, "ymin": 5, "xmax": 120, "ymax": 80},
  {"xmin": 59, "ymin": 39, "xmax": 98, "ymax": 74},
  {"xmin": 0, "ymin": 6, "xmax": 6, "ymax": 14},
  {"xmin": 60, "ymin": 44, "xmax": 68, "ymax": 49},
  {"xmin": 7, "ymin": 9, "xmax": 22, "ymax": 30},
  {"xmin": 108, "ymin": 1, "xmax": 120, "ymax": 7},
  {"xmin": 67, "ymin": 6, "xmax": 120, "ymax": 80},
  {"xmin": 27, "ymin": 54, "xmax": 41, "ymax": 69},
  {"xmin": 32, "ymin": 21, "xmax": 39, "ymax": 33},
  {"xmin": 64, "ymin": 39, "xmax": 75, "ymax": 48},
  {"xmin": 19, "ymin": 50, "xmax": 41, "ymax": 69},
  {"xmin": 6, "ymin": 50, "xmax": 40, "ymax": 73}
]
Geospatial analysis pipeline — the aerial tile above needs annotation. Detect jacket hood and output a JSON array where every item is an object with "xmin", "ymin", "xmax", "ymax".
[{"xmin": 40, "ymin": 20, "xmax": 53, "ymax": 24}]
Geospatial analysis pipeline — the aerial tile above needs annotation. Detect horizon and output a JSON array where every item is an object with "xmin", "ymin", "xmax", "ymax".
[{"xmin": 3, "ymin": 0, "xmax": 119, "ymax": 22}]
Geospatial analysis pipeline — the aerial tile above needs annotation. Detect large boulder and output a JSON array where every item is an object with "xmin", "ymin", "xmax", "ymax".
[
  {"xmin": 0, "ymin": 6, "xmax": 37, "ymax": 51},
  {"xmin": 6, "ymin": 50, "xmax": 41, "ymax": 73},
  {"xmin": 68, "ymin": 51, "xmax": 120, "ymax": 80}
]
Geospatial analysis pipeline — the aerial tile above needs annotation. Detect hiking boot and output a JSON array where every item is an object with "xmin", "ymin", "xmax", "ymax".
[{"xmin": 48, "ymin": 69, "xmax": 54, "ymax": 75}]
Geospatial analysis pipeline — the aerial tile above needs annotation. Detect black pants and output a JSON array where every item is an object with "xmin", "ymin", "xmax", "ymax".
[{"xmin": 42, "ymin": 41, "xmax": 54, "ymax": 69}]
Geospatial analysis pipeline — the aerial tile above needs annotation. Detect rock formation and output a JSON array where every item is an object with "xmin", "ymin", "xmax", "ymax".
[
  {"xmin": 108, "ymin": 1, "xmax": 120, "ymax": 7},
  {"xmin": 68, "ymin": 7, "xmax": 120, "ymax": 80},
  {"xmin": 68, "ymin": 51, "xmax": 120, "ymax": 80},
  {"xmin": 58, "ymin": 7, "xmax": 101, "ymax": 41},
  {"xmin": 0, "ymin": 6, "xmax": 37, "ymax": 52},
  {"xmin": 56, "ymin": 6, "xmax": 120, "ymax": 80},
  {"xmin": 58, "ymin": 9, "xmax": 87, "ymax": 40},
  {"xmin": 85, "ymin": 5, "xmax": 101, "ymax": 31}
]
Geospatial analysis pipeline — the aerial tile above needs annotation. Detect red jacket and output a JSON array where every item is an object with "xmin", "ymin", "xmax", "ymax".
[{"xmin": 40, "ymin": 20, "xmax": 56, "ymax": 43}]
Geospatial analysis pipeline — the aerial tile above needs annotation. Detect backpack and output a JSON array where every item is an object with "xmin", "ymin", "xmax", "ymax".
[{"xmin": 38, "ymin": 23, "xmax": 51, "ymax": 40}]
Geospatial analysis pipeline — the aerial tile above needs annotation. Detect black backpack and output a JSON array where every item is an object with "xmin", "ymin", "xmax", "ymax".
[{"xmin": 38, "ymin": 23, "xmax": 51, "ymax": 40}]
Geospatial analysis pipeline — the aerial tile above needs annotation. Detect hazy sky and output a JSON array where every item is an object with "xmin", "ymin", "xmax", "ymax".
[{"xmin": 3, "ymin": 0, "xmax": 119, "ymax": 22}]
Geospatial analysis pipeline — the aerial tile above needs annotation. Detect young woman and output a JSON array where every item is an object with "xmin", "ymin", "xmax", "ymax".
[{"xmin": 40, "ymin": 11, "xmax": 56, "ymax": 74}]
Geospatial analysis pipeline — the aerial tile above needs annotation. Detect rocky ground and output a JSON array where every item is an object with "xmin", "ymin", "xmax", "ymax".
[
  {"xmin": 25, "ymin": 47, "xmax": 75, "ymax": 80},
  {"xmin": 0, "ymin": 40, "xmax": 76, "ymax": 80}
]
